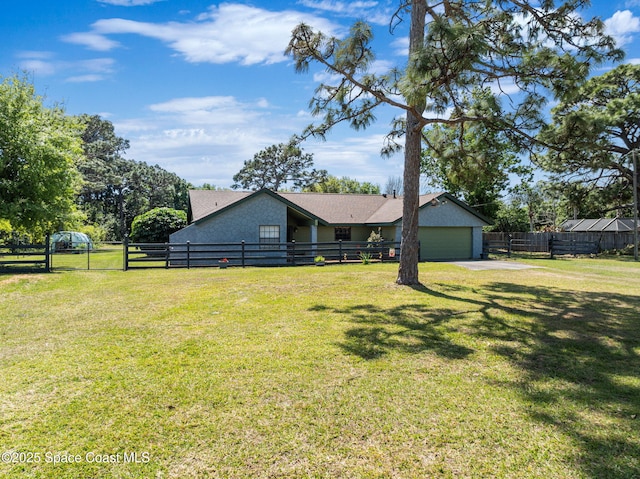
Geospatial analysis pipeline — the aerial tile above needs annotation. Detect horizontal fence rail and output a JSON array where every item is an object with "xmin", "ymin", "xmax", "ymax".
[
  {"xmin": 482, "ymin": 232, "xmax": 629, "ymax": 258},
  {"xmin": 0, "ymin": 239, "xmax": 50, "ymax": 273},
  {"xmin": 549, "ymin": 237, "xmax": 599, "ymax": 259},
  {"xmin": 484, "ymin": 231, "xmax": 637, "ymax": 254},
  {"xmin": 125, "ymin": 239, "xmax": 401, "ymax": 270}
]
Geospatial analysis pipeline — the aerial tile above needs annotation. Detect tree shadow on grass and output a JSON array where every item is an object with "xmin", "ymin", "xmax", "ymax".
[
  {"xmin": 309, "ymin": 297, "xmax": 474, "ymax": 360},
  {"xmin": 428, "ymin": 281, "xmax": 640, "ymax": 479},
  {"xmin": 312, "ymin": 281, "xmax": 640, "ymax": 477}
]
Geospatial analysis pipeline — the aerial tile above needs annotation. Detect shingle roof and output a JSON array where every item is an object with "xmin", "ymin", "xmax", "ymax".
[
  {"xmin": 189, "ymin": 190, "xmax": 252, "ymax": 222},
  {"xmin": 278, "ymin": 191, "xmax": 435, "ymax": 224},
  {"xmin": 188, "ymin": 189, "xmax": 444, "ymax": 225}
]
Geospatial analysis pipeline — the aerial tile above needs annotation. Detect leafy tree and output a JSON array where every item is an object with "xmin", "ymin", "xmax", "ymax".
[
  {"xmin": 129, "ymin": 207, "xmax": 187, "ymax": 244},
  {"xmin": 421, "ymin": 88, "xmax": 529, "ymax": 220},
  {"xmin": 194, "ymin": 183, "xmax": 226, "ymax": 190},
  {"xmin": 510, "ymin": 181, "xmax": 579, "ymax": 231},
  {"xmin": 286, "ymin": 0, "xmax": 620, "ymax": 285},
  {"xmin": 545, "ymin": 180, "xmax": 629, "ymax": 220},
  {"xmin": 76, "ymin": 114, "xmax": 130, "ymax": 238},
  {"xmin": 486, "ymin": 201, "xmax": 530, "ymax": 233},
  {"xmin": 0, "ymin": 74, "xmax": 83, "ymax": 238},
  {"xmin": 77, "ymin": 115, "xmax": 190, "ymax": 239},
  {"xmin": 232, "ymin": 139, "xmax": 327, "ymax": 191},
  {"xmin": 304, "ymin": 175, "xmax": 380, "ymax": 194},
  {"xmin": 538, "ymin": 64, "xmax": 640, "ymax": 217}
]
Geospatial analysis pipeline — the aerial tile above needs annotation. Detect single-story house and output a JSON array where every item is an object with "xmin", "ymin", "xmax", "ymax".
[{"xmin": 169, "ymin": 188, "xmax": 490, "ymax": 261}]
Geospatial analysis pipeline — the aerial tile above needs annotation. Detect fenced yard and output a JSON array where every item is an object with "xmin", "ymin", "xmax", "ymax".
[
  {"xmin": 126, "ymin": 239, "xmax": 401, "ymax": 269},
  {"xmin": 483, "ymin": 231, "xmax": 637, "ymax": 257},
  {"xmin": 1, "ymin": 259, "xmax": 639, "ymax": 478},
  {"xmin": 1, "ymin": 239, "xmax": 401, "ymax": 272}
]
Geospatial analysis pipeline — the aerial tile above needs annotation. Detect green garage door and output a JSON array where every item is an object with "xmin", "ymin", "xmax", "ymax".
[{"xmin": 419, "ymin": 227, "xmax": 472, "ymax": 260}]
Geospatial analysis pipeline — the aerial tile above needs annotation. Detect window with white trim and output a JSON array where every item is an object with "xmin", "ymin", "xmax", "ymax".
[{"xmin": 259, "ymin": 225, "xmax": 280, "ymax": 249}]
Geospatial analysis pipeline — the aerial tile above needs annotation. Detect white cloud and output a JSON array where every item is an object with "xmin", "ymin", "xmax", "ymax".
[
  {"xmin": 605, "ymin": 10, "xmax": 640, "ymax": 47},
  {"xmin": 297, "ymin": 0, "xmax": 390, "ymax": 25},
  {"xmin": 113, "ymin": 94, "xmax": 295, "ymax": 185},
  {"xmin": 149, "ymin": 96, "xmax": 239, "ymax": 113},
  {"xmin": 391, "ymin": 37, "xmax": 409, "ymax": 57},
  {"xmin": 16, "ymin": 50, "xmax": 54, "ymax": 60},
  {"xmin": 18, "ymin": 59, "xmax": 57, "ymax": 76},
  {"xmin": 65, "ymin": 4, "xmax": 341, "ymax": 65},
  {"xmin": 17, "ymin": 52, "xmax": 115, "ymax": 82},
  {"xmin": 148, "ymin": 96, "xmax": 266, "ymax": 127},
  {"xmin": 97, "ymin": 0, "xmax": 165, "ymax": 5},
  {"xmin": 61, "ymin": 32, "xmax": 121, "ymax": 51},
  {"xmin": 113, "ymin": 92, "xmax": 398, "ymax": 187},
  {"xmin": 490, "ymin": 78, "xmax": 522, "ymax": 96},
  {"xmin": 66, "ymin": 74, "xmax": 107, "ymax": 83}
]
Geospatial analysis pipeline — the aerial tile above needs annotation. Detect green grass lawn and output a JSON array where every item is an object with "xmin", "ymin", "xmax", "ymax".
[{"xmin": 1, "ymin": 259, "xmax": 639, "ymax": 478}]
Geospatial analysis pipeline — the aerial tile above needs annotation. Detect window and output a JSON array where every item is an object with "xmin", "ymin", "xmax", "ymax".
[
  {"xmin": 259, "ymin": 225, "xmax": 280, "ymax": 249},
  {"xmin": 334, "ymin": 227, "xmax": 351, "ymax": 241}
]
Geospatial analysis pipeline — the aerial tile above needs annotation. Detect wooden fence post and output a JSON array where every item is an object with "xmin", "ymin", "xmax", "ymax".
[
  {"xmin": 45, "ymin": 233, "xmax": 51, "ymax": 272},
  {"xmin": 339, "ymin": 240, "xmax": 343, "ymax": 263},
  {"xmin": 123, "ymin": 235, "xmax": 129, "ymax": 271},
  {"xmin": 186, "ymin": 241, "xmax": 190, "ymax": 269},
  {"xmin": 241, "ymin": 240, "xmax": 246, "ymax": 268}
]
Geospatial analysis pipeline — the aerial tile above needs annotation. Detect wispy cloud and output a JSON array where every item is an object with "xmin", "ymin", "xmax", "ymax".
[
  {"xmin": 16, "ymin": 51, "xmax": 115, "ymax": 82},
  {"xmin": 97, "ymin": 0, "xmax": 165, "ymax": 5},
  {"xmin": 297, "ymin": 0, "xmax": 390, "ymax": 25},
  {"xmin": 114, "ymin": 93, "xmax": 398, "ymax": 186},
  {"xmin": 64, "ymin": 4, "xmax": 341, "ymax": 65},
  {"xmin": 62, "ymin": 32, "xmax": 121, "ymax": 51},
  {"xmin": 148, "ymin": 95, "xmax": 267, "ymax": 127}
]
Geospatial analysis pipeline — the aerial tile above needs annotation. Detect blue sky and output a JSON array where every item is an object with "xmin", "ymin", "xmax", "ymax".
[{"xmin": 3, "ymin": 1, "xmax": 640, "ymax": 189}]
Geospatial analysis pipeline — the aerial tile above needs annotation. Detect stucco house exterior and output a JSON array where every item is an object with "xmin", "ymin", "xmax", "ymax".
[{"xmin": 169, "ymin": 189, "xmax": 490, "ymax": 261}]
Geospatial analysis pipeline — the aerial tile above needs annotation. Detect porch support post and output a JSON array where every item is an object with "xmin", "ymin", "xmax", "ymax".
[{"xmin": 311, "ymin": 221, "xmax": 318, "ymax": 258}]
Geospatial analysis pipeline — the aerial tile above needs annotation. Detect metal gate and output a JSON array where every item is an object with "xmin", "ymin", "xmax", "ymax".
[{"xmin": 49, "ymin": 242, "xmax": 125, "ymax": 271}]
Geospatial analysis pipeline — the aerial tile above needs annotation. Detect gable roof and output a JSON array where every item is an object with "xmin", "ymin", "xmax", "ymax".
[
  {"xmin": 188, "ymin": 189, "xmax": 489, "ymax": 226},
  {"xmin": 189, "ymin": 189, "xmax": 252, "ymax": 223}
]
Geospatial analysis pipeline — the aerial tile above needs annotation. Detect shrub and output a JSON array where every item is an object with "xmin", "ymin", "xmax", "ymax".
[
  {"xmin": 77, "ymin": 224, "xmax": 107, "ymax": 244},
  {"xmin": 130, "ymin": 208, "xmax": 187, "ymax": 244}
]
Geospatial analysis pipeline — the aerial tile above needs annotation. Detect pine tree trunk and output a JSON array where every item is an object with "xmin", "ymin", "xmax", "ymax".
[
  {"xmin": 397, "ymin": 0, "xmax": 426, "ymax": 286},
  {"xmin": 397, "ymin": 116, "xmax": 422, "ymax": 285}
]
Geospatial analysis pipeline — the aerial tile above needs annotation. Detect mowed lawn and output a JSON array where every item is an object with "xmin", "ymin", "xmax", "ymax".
[{"xmin": 1, "ymin": 259, "xmax": 639, "ymax": 478}]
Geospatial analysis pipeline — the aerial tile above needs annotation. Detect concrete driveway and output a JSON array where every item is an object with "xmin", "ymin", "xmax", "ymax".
[{"xmin": 449, "ymin": 260, "xmax": 542, "ymax": 271}]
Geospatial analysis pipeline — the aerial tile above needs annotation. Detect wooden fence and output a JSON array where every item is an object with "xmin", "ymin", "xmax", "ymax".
[
  {"xmin": 0, "ymin": 234, "xmax": 50, "ymax": 272},
  {"xmin": 482, "ymin": 231, "xmax": 633, "ymax": 258},
  {"xmin": 125, "ymin": 239, "xmax": 401, "ymax": 270},
  {"xmin": 484, "ymin": 231, "xmax": 637, "ymax": 253}
]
